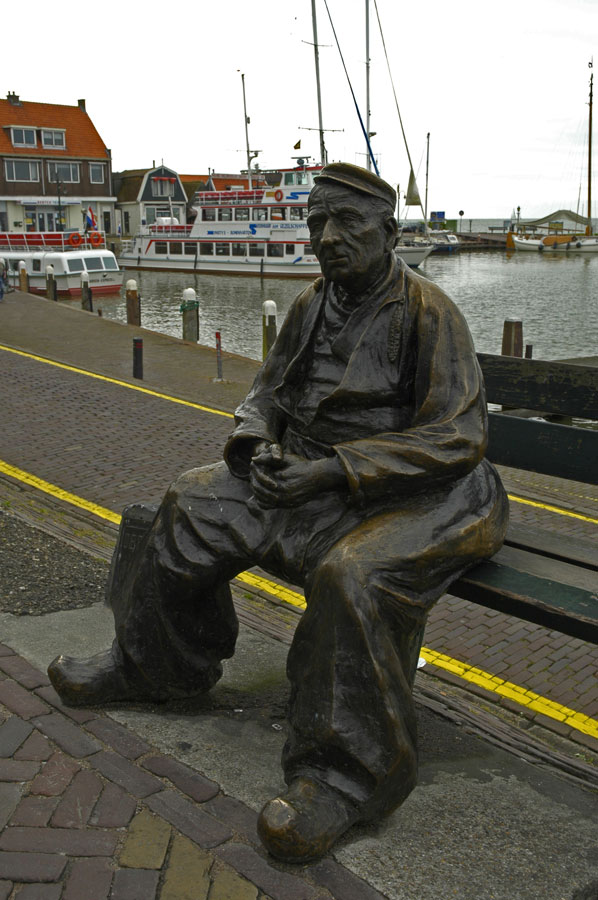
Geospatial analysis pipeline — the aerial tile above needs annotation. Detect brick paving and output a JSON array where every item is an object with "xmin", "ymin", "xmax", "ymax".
[
  {"xmin": 0, "ymin": 646, "xmax": 382, "ymax": 899},
  {"xmin": 0, "ymin": 290, "xmax": 597, "ymax": 895}
]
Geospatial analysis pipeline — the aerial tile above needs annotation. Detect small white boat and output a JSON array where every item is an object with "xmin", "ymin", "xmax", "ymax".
[
  {"xmin": 0, "ymin": 231, "xmax": 123, "ymax": 294},
  {"xmin": 512, "ymin": 233, "xmax": 598, "ymax": 253},
  {"xmin": 395, "ymin": 240, "xmax": 433, "ymax": 266},
  {"xmin": 429, "ymin": 232, "xmax": 460, "ymax": 253}
]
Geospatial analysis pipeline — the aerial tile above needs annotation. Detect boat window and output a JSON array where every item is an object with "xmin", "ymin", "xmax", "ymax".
[
  {"xmin": 284, "ymin": 173, "xmax": 295, "ymax": 185},
  {"xmin": 290, "ymin": 207, "xmax": 307, "ymax": 221},
  {"xmin": 304, "ymin": 243, "xmax": 314, "ymax": 255},
  {"xmin": 215, "ymin": 242, "xmax": 230, "ymax": 256},
  {"xmin": 8, "ymin": 259, "xmax": 19, "ymax": 271},
  {"xmin": 202, "ymin": 209, "xmax": 216, "ymax": 221},
  {"xmin": 285, "ymin": 244, "xmax": 296, "ymax": 255},
  {"xmin": 235, "ymin": 208, "xmax": 250, "ymax": 221},
  {"xmin": 296, "ymin": 172, "xmax": 309, "ymax": 185},
  {"xmin": 32, "ymin": 259, "xmax": 41, "ymax": 272},
  {"xmin": 270, "ymin": 207, "xmax": 287, "ymax": 221},
  {"xmin": 101, "ymin": 256, "xmax": 118, "ymax": 270},
  {"xmin": 267, "ymin": 244, "xmax": 284, "ymax": 257},
  {"xmin": 184, "ymin": 243, "xmax": 197, "ymax": 256},
  {"xmin": 67, "ymin": 258, "xmax": 85, "ymax": 272},
  {"xmin": 170, "ymin": 242, "xmax": 183, "ymax": 255},
  {"xmin": 249, "ymin": 243, "xmax": 265, "ymax": 257},
  {"xmin": 200, "ymin": 242, "xmax": 214, "ymax": 255},
  {"xmin": 84, "ymin": 257, "xmax": 103, "ymax": 271},
  {"xmin": 218, "ymin": 209, "xmax": 233, "ymax": 221},
  {"xmin": 155, "ymin": 242, "xmax": 168, "ymax": 255},
  {"xmin": 231, "ymin": 243, "xmax": 246, "ymax": 256},
  {"xmin": 252, "ymin": 208, "xmax": 267, "ymax": 221}
]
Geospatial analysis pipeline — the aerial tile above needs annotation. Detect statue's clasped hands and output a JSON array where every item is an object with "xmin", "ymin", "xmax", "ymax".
[{"xmin": 250, "ymin": 442, "xmax": 344, "ymax": 509}]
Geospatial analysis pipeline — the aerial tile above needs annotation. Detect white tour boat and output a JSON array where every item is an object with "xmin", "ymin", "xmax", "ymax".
[
  {"xmin": 118, "ymin": 164, "xmax": 431, "ymax": 277},
  {"xmin": 0, "ymin": 231, "xmax": 123, "ymax": 295}
]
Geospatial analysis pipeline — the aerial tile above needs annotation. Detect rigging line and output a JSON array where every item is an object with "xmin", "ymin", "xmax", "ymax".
[
  {"xmin": 322, "ymin": 0, "xmax": 379, "ymax": 175},
  {"xmin": 373, "ymin": 0, "xmax": 426, "ymax": 223}
]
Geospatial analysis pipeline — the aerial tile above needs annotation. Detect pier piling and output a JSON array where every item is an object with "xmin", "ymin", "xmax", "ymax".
[
  {"xmin": 18, "ymin": 261, "xmax": 28, "ymax": 294},
  {"xmin": 81, "ymin": 273, "xmax": 93, "ymax": 312},
  {"xmin": 180, "ymin": 288, "xmax": 199, "ymax": 342},
  {"xmin": 501, "ymin": 318, "xmax": 523, "ymax": 357},
  {"xmin": 215, "ymin": 331, "xmax": 223, "ymax": 382},
  {"xmin": 262, "ymin": 300, "xmax": 278, "ymax": 359},
  {"xmin": 133, "ymin": 338, "xmax": 143, "ymax": 380},
  {"xmin": 45, "ymin": 265, "xmax": 57, "ymax": 302},
  {"xmin": 126, "ymin": 279, "xmax": 141, "ymax": 327}
]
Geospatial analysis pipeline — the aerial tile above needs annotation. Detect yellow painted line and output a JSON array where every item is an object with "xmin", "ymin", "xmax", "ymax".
[
  {"xmin": 3, "ymin": 342, "xmax": 598, "ymax": 527},
  {"xmin": 508, "ymin": 493, "xmax": 598, "ymax": 525},
  {"xmin": 1, "ymin": 457, "xmax": 596, "ymax": 740},
  {"xmin": 0, "ymin": 344, "xmax": 234, "ymax": 419},
  {"xmin": 421, "ymin": 647, "xmax": 598, "ymax": 738},
  {"xmin": 0, "ymin": 460, "xmax": 122, "ymax": 525}
]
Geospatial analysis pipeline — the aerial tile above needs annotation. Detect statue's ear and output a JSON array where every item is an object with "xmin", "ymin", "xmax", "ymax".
[{"xmin": 384, "ymin": 216, "xmax": 399, "ymax": 251}]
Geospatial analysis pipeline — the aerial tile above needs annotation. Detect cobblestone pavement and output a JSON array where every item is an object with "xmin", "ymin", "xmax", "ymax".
[{"xmin": 0, "ymin": 642, "xmax": 381, "ymax": 900}]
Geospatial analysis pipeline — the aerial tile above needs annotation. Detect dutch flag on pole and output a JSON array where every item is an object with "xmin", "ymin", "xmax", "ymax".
[{"xmin": 86, "ymin": 207, "xmax": 98, "ymax": 230}]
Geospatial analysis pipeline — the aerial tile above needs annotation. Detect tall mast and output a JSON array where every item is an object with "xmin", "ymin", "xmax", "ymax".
[
  {"xmin": 587, "ymin": 63, "xmax": 593, "ymax": 236},
  {"xmin": 240, "ymin": 73, "xmax": 253, "ymax": 190},
  {"xmin": 424, "ymin": 132, "xmax": 430, "ymax": 224},
  {"xmin": 365, "ymin": 0, "xmax": 371, "ymax": 170},
  {"xmin": 311, "ymin": 0, "xmax": 327, "ymax": 166}
]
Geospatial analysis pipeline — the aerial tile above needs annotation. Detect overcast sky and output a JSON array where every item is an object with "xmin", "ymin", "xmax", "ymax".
[{"xmin": 6, "ymin": 0, "xmax": 597, "ymax": 218}]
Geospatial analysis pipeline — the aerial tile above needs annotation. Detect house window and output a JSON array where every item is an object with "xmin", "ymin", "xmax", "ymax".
[
  {"xmin": 48, "ymin": 162, "xmax": 79, "ymax": 183},
  {"xmin": 11, "ymin": 127, "xmax": 36, "ymax": 147},
  {"xmin": 89, "ymin": 163, "xmax": 105, "ymax": 184},
  {"xmin": 151, "ymin": 178, "xmax": 175, "ymax": 197},
  {"xmin": 42, "ymin": 130, "xmax": 65, "ymax": 148},
  {"xmin": 5, "ymin": 160, "xmax": 39, "ymax": 182}
]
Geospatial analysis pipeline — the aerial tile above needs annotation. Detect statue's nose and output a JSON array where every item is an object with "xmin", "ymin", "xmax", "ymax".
[{"xmin": 321, "ymin": 219, "xmax": 341, "ymax": 244}]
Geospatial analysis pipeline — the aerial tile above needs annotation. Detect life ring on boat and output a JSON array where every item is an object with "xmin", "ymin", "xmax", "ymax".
[
  {"xmin": 89, "ymin": 231, "xmax": 102, "ymax": 246},
  {"xmin": 274, "ymin": 190, "xmax": 283, "ymax": 202},
  {"xmin": 68, "ymin": 233, "xmax": 83, "ymax": 247}
]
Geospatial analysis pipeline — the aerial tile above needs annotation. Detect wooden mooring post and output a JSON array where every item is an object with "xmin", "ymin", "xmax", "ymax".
[
  {"xmin": 18, "ymin": 261, "xmax": 28, "ymax": 293},
  {"xmin": 45, "ymin": 265, "xmax": 57, "ymax": 301},
  {"xmin": 180, "ymin": 288, "xmax": 199, "ymax": 342},
  {"xmin": 262, "ymin": 300, "xmax": 277, "ymax": 359},
  {"xmin": 126, "ymin": 279, "xmax": 141, "ymax": 327},
  {"xmin": 81, "ymin": 273, "xmax": 93, "ymax": 312},
  {"xmin": 501, "ymin": 318, "xmax": 523, "ymax": 357}
]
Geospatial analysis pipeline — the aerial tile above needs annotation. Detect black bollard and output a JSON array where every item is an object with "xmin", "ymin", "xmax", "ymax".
[
  {"xmin": 133, "ymin": 338, "xmax": 143, "ymax": 380},
  {"xmin": 215, "ymin": 331, "xmax": 223, "ymax": 382}
]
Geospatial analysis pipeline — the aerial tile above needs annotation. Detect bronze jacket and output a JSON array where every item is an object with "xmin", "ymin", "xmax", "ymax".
[{"xmin": 224, "ymin": 257, "xmax": 488, "ymax": 509}]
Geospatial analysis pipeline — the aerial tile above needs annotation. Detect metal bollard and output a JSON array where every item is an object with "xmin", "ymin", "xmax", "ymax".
[
  {"xmin": 81, "ymin": 272, "xmax": 93, "ymax": 312},
  {"xmin": 133, "ymin": 338, "xmax": 143, "ymax": 379},
  {"xmin": 215, "ymin": 331, "xmax": 223, "ymax": 382},
  {"xmin": 18, "ymin": 261, "xmax": 28, "ymax": 293},
  {"xmin": 126, "ymin": 279, "xmax": 141, "ymax": 326},
  {"xmin": 501, "ymin": 317, "xmax": 523, "ymax": 357},
  {"xmin": 262, "ymin": 300, "xmax": 277, "ymax": 359},
  {"xmin": 46, "ymin": 265, "xmax": 57, "ymax": 302},
  {"xmin": 180, "ymin": 288, "xmax": 199, "ymax": 342}
]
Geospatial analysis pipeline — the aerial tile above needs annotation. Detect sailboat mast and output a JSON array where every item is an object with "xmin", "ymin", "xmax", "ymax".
[
  {"xmin": 587, "ymin": 65, "xmax": 593, "ymax": 236},
  {"xmin": 311, "ymin": 0, "xmax": 328, "ymax": 166},
  {"xmin": 424, "ymin": 132, "xmax": 430, "ymax": 224},
  {"xmin": 366, "ymin": 0, "xmax": 371, "ymax": 171}
]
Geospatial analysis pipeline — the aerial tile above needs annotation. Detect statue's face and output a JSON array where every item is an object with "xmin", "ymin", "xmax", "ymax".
[{"xmin": 307, "ymin": 184, "xmax": 397, "ymax": 292}]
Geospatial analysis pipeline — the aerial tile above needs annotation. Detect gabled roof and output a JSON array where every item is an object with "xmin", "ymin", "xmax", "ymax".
[{"xmin": 0, "ymin": 95, "xmax": 109, "ymax": 159}]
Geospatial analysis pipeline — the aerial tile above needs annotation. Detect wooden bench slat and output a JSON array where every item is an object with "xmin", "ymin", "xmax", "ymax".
[
  {"xmin": 478, "ymin": 353, "xmax": 598, "ymax": 419},
  {"xmin": 487, "ymin": 413, "xmax": 598, "ymax": 484},
  {"xmin": 452, "ymin": 559, "xmax": 598, "ymax": 644},
  {"xmin": 504, "ymin": 524, "xmax": 598, "ymax": 572}
]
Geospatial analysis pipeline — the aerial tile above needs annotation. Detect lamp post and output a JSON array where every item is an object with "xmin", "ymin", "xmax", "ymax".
[
  {"xmin": 55, "ymin": 174, "xmax": 66, "ymax": 232},
  {"xmin": 81, "ymin": 204, "xmax": 88, "ymax": 236}
]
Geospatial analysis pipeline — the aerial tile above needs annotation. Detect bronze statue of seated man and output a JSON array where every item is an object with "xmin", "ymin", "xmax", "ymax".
[{"xmin": 48, "ymin": 162, "xmax": 508, "ymax": 863}]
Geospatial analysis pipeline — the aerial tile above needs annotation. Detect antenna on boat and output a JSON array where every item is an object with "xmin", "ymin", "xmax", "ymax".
[
  {"xmin": 239, "ymin": 72, "xmax": 260, "ymax": 190},
  {"xmin": 365, "ymin": 0, "xmax": 372, "ymax": 171}
]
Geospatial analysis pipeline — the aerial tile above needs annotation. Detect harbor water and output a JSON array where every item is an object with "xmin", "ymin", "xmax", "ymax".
[{"xmin": 70, "ymin": 250, "xmax": 597, "ymax": 363}]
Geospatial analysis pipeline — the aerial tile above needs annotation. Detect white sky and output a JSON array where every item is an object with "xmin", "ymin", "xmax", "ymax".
[{"xmin": 6, "ymin": 0, "xmax": 597, "ymax": 218}]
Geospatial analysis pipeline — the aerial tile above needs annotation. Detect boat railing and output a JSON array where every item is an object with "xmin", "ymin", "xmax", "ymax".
[
  {"xmin": 193, "ymin": 189, "xmax": 266, "ymax": 206},
  {"xmin": 0, "ymin": 231, "xmax": 107, "ymax": 252},
  {"xmin": 148, "ymin": 224, "xmax": 193, "ymax": 235}
]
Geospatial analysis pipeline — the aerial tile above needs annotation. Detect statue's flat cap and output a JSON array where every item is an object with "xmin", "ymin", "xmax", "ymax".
[{"xmin": 313, "ymin": 162, "xmax": 396, "ymax": 208}]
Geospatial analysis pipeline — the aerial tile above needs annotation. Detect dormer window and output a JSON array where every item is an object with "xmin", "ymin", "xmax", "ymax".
[
  {"xmin": 42, "ymin": 130, "xmax": 65, "ymax": 148},
  {"xmin": 151, "ymin": 176, "xmax": 175, "ymax": 197},
  {"xmin": 11, "ymin": 127, "xmax": 36, "ymax": 147}
]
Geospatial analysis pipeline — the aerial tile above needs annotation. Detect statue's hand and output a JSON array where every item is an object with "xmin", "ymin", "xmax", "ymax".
[{"xmin": 250, "ymin": 447, "xmax": 345, "ymax": 508}]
